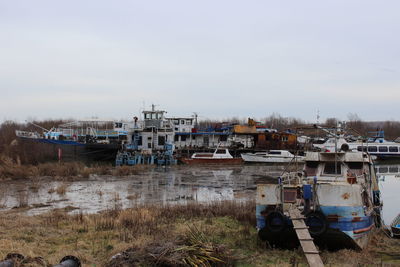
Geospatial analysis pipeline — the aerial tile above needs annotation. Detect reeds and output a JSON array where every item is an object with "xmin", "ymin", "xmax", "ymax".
[{"xmin": 0, "ymin": 160, "xmax": 150, "ymax": 181}]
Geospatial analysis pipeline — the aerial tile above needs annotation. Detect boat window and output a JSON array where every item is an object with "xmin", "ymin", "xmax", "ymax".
[
  {"xmin": 269, "ymin": 151, "xmax": 282, "ymax": 155},
  {"xmin": 220, "ymin": 135, "xmax": 228, "ymax": 142},
  {"xmin": 348, "ymin": 162, "xmax": 363, "ymax": 169},
  {"xmin": 181, "ymin": 135, "xmax": 187, "ymax": 141},
  {"xmin": 348, "ymin": 162, "xmax": 364, "ymax": 175},
  {"xmin": 389, "ymin": 146, "xmax": 399, "ymax": 153},
  {"xmin": 379, "ymin": 146, "xmax": 388, "ymax": 152},
  {"xmin": 323, "ymin": 162, "xmax": 342, "ymax": 175},
  {"xmin": 357, "ymin": 146, "xmax": 362, "ymax": 152},
  {"xmin": 158, "ymin": 136, "xmax": 165, "ymax": 146},
  {"xmin": 173, "ymin": 119, "xmax": 179, "ymax": 125},
  {"xmin": 144, "ymin": 113, "xmax": 151, "ymax": 119},
  {"xmin": 174, "ymin": 135, "xmax": 179, "ymax": 142},
  {"xmin": 216, "ymin": 149, "xmax": 226, "ymax": 154},
  {"xmin": 368, "ymin": 146, "xmax": 377, "ymax": 152},
  {"xmin": 304, "ymin": 161, "xmax": 319, "ymax": 176},
  {"xmin": 378, "ymin": 167, "xmax": 388, "ymax": 173},
  {"xmin": 389, "ymin": 167, "xmax": 399, "ymax": 173}
]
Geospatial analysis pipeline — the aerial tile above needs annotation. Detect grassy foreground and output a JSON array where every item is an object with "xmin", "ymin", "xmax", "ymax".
[{"xmin": 0, "ymin": 201, "xmax": 399, "ymax": 266}]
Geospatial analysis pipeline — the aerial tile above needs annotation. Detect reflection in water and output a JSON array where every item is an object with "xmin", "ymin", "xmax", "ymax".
[
  {"xmin": 0, "ymin": 165, "xmax": 286, "ymax": 215},
  {"xmin": 377, "ymin": 162, "xmax": 400, "ymax": 225}
]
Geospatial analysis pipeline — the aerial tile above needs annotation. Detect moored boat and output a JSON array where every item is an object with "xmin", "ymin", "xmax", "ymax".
[
  {"xmin": 241, "ymin": 150, "xmax": 304, "ymax": 163},
  {"xmin": 256, "ymin": 150, "xmax": 382, "ymax": 250},
  {"xmin": 179, "ymin": 148, "xmax": 243, "ymax": 165}
]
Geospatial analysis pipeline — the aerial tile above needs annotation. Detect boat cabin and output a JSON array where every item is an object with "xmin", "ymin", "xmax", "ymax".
[{"xmin": 303, "ymin": 151, "xmax": 373, "ymax": 182}]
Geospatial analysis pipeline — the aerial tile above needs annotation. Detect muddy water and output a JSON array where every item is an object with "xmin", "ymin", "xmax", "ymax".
[
  {"xmin": 1, "ymin": 162, "xmax": 398, "ymax": 222},
  {"xmin": 0, "ymin": 165, "xmax": 286, "ymax": 215}
]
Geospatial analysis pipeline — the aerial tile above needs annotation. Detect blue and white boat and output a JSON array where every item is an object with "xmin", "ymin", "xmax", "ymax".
[{"xmin": 256, "ymin": 150, "xmax": 382, "ymax": 250}]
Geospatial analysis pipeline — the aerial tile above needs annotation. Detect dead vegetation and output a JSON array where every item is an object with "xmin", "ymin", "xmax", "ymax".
[
  {"xmin": 0, "ymin": 201, "xmax": 399, "ymax": 266},
  {"xmin": 0, "ymin": 157, "xmax": 149, "ymax": 181}
]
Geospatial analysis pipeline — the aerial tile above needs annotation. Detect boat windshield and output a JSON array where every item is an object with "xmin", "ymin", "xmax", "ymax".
[
  {"xmin": 269, "ymin": 151, "xmax": 281, "ymax": 155},
  {"xmin": 304, "ymin": 161, "xmax": 318, "ymax": 176},
  {"xmin": 323, "ymin": 162, "xmax": 342, "ymax": 175},
  {"xmin": 215, "ymin": 149, "xmax": 227, "ymax": 154},
  {"xmin": 347, "ymin": 162, "xmax": 364, "ymax": 176}
]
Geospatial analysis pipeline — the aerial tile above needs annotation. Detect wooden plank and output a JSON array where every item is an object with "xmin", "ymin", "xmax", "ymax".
[
  {"xmin": 306, "ymin": 254, "xmax": 325, "ymax": 267},
  {"xmin": 288, "ymin": 208, "xmax": 325, "ymax": 267}
]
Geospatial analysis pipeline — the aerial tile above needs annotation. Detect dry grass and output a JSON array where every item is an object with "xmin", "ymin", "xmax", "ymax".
[
  {"xmin": 55, "ymin": 183, "xmax": 68, "ymax": 195},
  {"xmin": 0, "ymin": 201, "xmax": 399, "ymax": 267},
  {"xmin": 0, "ymin": 159, "xmax": 151, "ymax": 181}
]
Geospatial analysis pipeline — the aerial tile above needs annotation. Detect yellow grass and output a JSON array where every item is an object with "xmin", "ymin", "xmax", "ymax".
[{"xmin": 0, "ymin": 202, "xmax": 399, "ymax": 266}]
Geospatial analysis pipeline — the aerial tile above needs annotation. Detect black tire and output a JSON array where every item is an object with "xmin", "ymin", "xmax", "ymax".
[
  {"xmin": 305, "ymin": 211, "xmax": 328, "ymax": 236},
  {"xmin": 265, "ymin": 211, "xmax": 286, "ymax": 233}
]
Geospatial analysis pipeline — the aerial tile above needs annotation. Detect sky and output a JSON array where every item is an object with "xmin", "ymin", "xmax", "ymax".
[{"xmin": 1, "ymin": 0, "xmax": 399, "ymax": 123}]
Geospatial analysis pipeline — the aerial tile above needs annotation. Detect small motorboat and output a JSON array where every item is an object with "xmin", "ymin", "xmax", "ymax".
[
  {"xmin": 390, "ymin": 214, "xmax": 400, "ymax": 238},
  {"xmin": 179, "ymin": 148, "xmax": 243, "ymax": 165},
  {"xmin": 241, "ymin": 150, "xmax": 305, "ymax": 163}
]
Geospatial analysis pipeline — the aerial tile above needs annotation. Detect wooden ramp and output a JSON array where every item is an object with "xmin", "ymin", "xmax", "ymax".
[{"xmin": 288, "ymin": 208, "xmax": 324, "ymax": 267}]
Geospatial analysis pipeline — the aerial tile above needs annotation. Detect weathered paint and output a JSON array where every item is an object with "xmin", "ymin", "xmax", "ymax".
[
  {"xmin": 317, "ymin": 184, "xmax": 362, "ymax": 206},
  {"xmin": 256, "ymin": 184, "xmax": 280, "ymax": 205}
]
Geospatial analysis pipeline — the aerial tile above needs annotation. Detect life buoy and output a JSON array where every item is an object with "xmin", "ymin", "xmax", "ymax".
[{"xmin": 305, "ymin": 211, "xmax": 328, "ymax": 236}]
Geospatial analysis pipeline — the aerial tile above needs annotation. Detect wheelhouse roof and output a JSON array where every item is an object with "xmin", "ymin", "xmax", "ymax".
[{"xmin": 305, "ymin": 151, "xmax": 371, "ymax": 163}]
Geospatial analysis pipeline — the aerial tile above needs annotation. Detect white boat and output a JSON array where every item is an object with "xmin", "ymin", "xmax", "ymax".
[
  {"xmin": 179, "ymin": 148, "xmax": 243, "ymax": 165},
  {"xmin": 312, "ymin": 126, "xmax": 400, "ymax": 159},
  {"xmin": 314, "ymin": 137, "xmax": 400, "ymax": 159},
  {"xmin": 241, "ymin": 150, "xmax": 305, "ymax": 163}
]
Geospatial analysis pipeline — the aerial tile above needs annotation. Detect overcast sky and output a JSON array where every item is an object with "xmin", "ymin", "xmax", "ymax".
[{"xmin": 1, "ymin": 0, "xmax": 399, "ymax": 123}]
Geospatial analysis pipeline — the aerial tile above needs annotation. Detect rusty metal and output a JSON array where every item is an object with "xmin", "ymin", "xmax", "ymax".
[
  {"xmin": 53, "ymin": 256, "xmax": 81, "ymax": 267},
  {"xmin": 0, "ymin": 254, "xmax": 24, "ymax": 267}
]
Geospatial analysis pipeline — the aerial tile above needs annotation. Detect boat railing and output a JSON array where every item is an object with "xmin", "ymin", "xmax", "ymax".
[
  {"xmin": 15, "ymin": 130, "xmax": 41, "ymax": 139},
  {"xmin": 281, "ymin": 172, "xmax": 302, "ymax": 185}
]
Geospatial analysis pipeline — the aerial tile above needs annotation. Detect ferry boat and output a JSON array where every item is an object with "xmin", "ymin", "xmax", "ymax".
[
  {"xmin": 256, "ymin": 150, "xmax": 382, "ymax": 250},
  {"xmin": 179, "ymin": 147, "xmax": 243, "ymax": 165},
  {"xmin": 314, "ymin": 129, "xmax": 400, "ymax": 159},
  {"xmin": 241, "ymin": 150, "xmax": 304, "ymax": 163}
]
